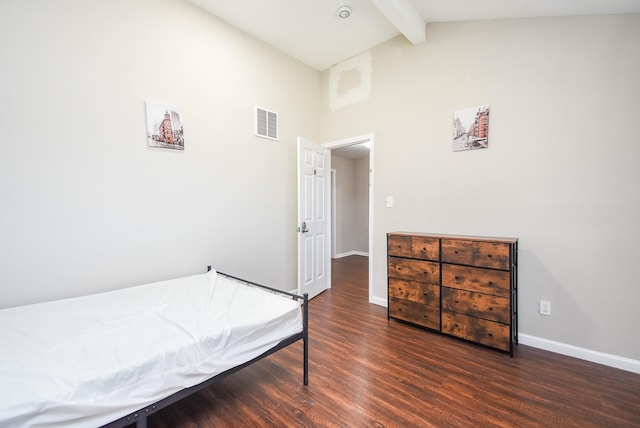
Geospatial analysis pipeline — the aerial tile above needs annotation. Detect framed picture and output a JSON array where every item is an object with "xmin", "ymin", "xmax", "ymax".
[
  {"xmin": 146, "ymin": 100, "xmax": 184, "ymax": 150},
  {"xmin": 453, "ymin": 105, "xmax": 489, "ymax": 152}
]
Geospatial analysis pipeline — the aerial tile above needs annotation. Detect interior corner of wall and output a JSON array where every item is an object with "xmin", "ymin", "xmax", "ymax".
[{"xmin": 329, "ymin": 51, "xmax": 372, "ymax": 111}]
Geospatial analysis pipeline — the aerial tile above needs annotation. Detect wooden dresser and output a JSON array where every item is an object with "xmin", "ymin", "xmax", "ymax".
[{"xmin": 387, "ymin": 232, "xmax": 518, "ymax": 355}]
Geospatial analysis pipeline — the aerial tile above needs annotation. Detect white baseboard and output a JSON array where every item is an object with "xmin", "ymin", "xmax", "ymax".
[
  {"xmin": 334, "ymin": 251, "xmax": 369, "ymax": 258},
  {"xmin": 370, "ymin": 296, "xmax": 387, "ymax": 307},
  {"xmin": 519, "ymin": 333, "xmax": 640, "ymax": 374}
]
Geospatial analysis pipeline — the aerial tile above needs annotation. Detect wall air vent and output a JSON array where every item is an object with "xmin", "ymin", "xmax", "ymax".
[{"xmin": 255, "ymin": 106, "xmax": 278, "ymax": 141}]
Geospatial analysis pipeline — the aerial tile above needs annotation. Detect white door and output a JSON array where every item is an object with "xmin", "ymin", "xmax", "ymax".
[{"xmin": 297, "ymin": 136, "xmax": 330, "ymax": 299}]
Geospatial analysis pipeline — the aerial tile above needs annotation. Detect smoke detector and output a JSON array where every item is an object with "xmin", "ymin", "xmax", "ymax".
[{"xmin": 337, "ymin": 6, "xmax": 351, "ymax": 19}]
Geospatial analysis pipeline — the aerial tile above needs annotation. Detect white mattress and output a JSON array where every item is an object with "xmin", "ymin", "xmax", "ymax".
[{"xmin": 0, "ymin": 270, "xmax": 303, "ymax": 427}]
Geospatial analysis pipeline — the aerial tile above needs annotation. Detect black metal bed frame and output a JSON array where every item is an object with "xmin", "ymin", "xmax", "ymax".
[{"xmin": 101, "ymin": 268, "xmax": 309, "ymax": 428}]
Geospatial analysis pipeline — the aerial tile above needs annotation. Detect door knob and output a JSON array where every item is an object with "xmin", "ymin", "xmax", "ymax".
[{"xmin": 301, "ymin": 221, "xmax": 309, "ymax": 233}]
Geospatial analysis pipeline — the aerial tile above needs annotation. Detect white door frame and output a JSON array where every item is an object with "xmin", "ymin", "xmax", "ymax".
[
  {"xmin": 323, "ymin": 133, "xmax": 375, "ymax": 304},
  {"xmin": 330, "ymin": 168, "xmax": 337, "ymax": 259}
]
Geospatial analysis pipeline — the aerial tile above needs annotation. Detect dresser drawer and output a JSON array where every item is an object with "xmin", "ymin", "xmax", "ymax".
[
  {"xmin": 441, "ymin": 287, "xmax": 510, "ymax": 324},
  {"xmin": 389, "ymin": 278, "xmax": 439, "ymax": 307},
  {"xmin": 441, "ymin": 311, "xmax": 510, "ymax": 351},
  {"xmin": 389, "ymin": 298, "xmax": 440, "ymax": 330},
  {"xmin": 388, "ymin": 235, "xmax": 413, "ymax": 257},
  {"xmin": 441, "ymin": 239, "xmax": 511, "ymax": 270},
  {"xmin": 388, "ymin": 257, "xmax": 440, "ymax": 283},
  {"xmin": 441, "ymin": 264, "xmax": 510, "ymax": 298},
  {"xmin": 388, "ymin": 235, "xmax": 439, "ymax": 261}
]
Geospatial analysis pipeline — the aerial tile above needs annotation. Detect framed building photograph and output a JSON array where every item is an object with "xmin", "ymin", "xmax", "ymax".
[
  {"xmin": 146, "ymin": 100, "xmax": 184, "ymax": 150},
  {"xmin": 453, "ymin": 105, "xmax": 490, "ymax": 152}
]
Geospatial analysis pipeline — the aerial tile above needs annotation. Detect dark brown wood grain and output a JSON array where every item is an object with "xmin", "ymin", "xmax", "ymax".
[
  {"xmin": 388, "ymin": 256, "xmax": 440, "ymax": 283},
  {"xmin": 410, "ymin": 236, "xmax": 440, "ymax": 261},
  {"xmin": 388, "ymin": 235, "xmax": 440, "ymax": 260},
  {"xmin": 441, "ymin": 239, "xmax": 511, "ymax": 269},
  {"xmin": 441, "ymin": 310, "xmax": 511, "ymax": 351},
  {"xmin": 387, "ymin": 234, "xmax": 413, "ymax": 257},
  {"xmin": 388, "ymin": 297, "xmax": 441, "ymax": 330},
  {"xmin": 148, "ymin": 256, "xmax": 640, "ymax": 428},
  {"xmin": 441, "ymin": 286, "xmax": 510, "ymax": 324},
  {"xmin": 388, "ymin": 277, "xmax": 439, "ymax": 306},
  {"xmin": 442, "ymin": 263, "xmax": 511, "ymax": 297}
]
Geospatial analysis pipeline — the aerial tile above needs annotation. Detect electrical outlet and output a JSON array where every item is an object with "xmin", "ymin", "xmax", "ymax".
[{"xmin": 539, "ymin": 300, "xmax": 551, "ymax": 316}]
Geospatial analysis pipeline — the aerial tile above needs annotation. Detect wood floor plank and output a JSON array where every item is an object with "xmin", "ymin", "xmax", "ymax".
[{"xmin": 148, "ymin": 255, "xmax": 640, "ymax": 427}]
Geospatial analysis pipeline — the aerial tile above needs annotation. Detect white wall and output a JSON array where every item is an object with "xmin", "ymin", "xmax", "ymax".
[
  {"xmin": 331, "ymin": 154, "xmax": 369, "ymax": 256},
  {"xmin": 320, "ymin": 14, "xmax": 640, "ymax": 361},
  {"xmin": 0, "ymin": 0, "xmax": 319, "ymax": 307}
]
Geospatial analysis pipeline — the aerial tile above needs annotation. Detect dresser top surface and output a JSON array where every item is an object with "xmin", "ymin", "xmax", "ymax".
[{"xmin": 388, "ymin": 232, "xmax": 518, "ymax": 244}]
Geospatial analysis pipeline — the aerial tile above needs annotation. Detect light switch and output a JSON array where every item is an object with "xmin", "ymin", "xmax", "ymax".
[{"xmin": 386, "ymin": 196, "xmax": 394, "ymax": 208}]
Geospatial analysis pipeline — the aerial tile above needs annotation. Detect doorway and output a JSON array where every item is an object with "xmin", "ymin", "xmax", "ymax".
[{"xmin": 324, "ymin": 134, "xmax": 374, "ymax": 304}]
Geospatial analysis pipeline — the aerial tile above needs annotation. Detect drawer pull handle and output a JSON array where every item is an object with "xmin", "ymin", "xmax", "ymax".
[
  {"xmin": 488, "ymin": 332, "xmax": 494, "ymax": 337},
  {"xmin": 489, "ymin": 306, "xmax": 493, "ymax": 311},
  {"xmin": 422, "ymin": 270, "xmax": 428, "ymax": 275},
  {"xmin": 454, "ymin": 250, "xmax": 459, "ymax": 254},
  {"xmin": 488, "ymin": 281, "xmax": 494, "ymax": 286},
  {"xmin": 398, "ymin": 287, "xmax": 402, "ymax": 291},
  {"xmin": 422, "ymin": 247, "xmax": 427, "ymax": 251},
  {"xmin": 454, "ymin": 323, "xmax": 459, "ymax": 328},
  {"xmin": 423, "ymin": 314, "xmax": 428, "ymax": 318},
  {"xmin": 488, "ymin": 254, "xmax": 492, "ymax": 258},
  {"xmin": 454, "ymin": 299, "xmax": 459, "ymax": 303},
  {"xmin": 423, "ymin": 292, "xmax": 428, "ymax": 296},
  {"xmin": 454, "ymin": 275, "xmax": 460, "ymax": 280}
]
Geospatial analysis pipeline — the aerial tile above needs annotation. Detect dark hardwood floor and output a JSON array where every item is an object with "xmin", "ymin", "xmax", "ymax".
[{"xmin": 149, "ymin": 256, "xmax": 640, "ymax": 427}]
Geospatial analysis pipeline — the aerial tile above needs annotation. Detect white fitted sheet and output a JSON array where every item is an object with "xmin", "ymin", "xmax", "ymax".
[{"xmin": 0, "ymin": 270, "xmax": 303, "ymax": 427}]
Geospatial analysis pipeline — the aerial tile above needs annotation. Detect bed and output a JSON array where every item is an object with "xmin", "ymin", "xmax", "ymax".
[{"xmin": 0, "ymin": 268, "xmax": 309, "ymax": 427}]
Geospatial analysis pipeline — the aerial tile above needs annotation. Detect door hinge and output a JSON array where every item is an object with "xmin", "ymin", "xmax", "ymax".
[{"xmin": 314, "ymin": 169, "xmax": 317, "ymax": 175}]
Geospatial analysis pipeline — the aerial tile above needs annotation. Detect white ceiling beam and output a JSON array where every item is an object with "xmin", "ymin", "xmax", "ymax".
[{"xmin": 368, "ymin": 0, "xmax": 426, "ymax": 45}]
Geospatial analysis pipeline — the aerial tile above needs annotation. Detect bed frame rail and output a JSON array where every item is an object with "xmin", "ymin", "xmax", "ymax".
[{"xmin": 102, "ymin": 267, "xmax": 308, "ymax": 428}]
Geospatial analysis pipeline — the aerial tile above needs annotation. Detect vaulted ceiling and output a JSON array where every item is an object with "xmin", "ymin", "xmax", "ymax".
[{"xmin": 189, "ymin": 0, "xmax": 640, "ymax": 71}]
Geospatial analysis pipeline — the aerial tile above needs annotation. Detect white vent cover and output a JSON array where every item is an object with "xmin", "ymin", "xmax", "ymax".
[{"xmin": 255, "ymin": 106, "xmax": 278, "ymax": 141}]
